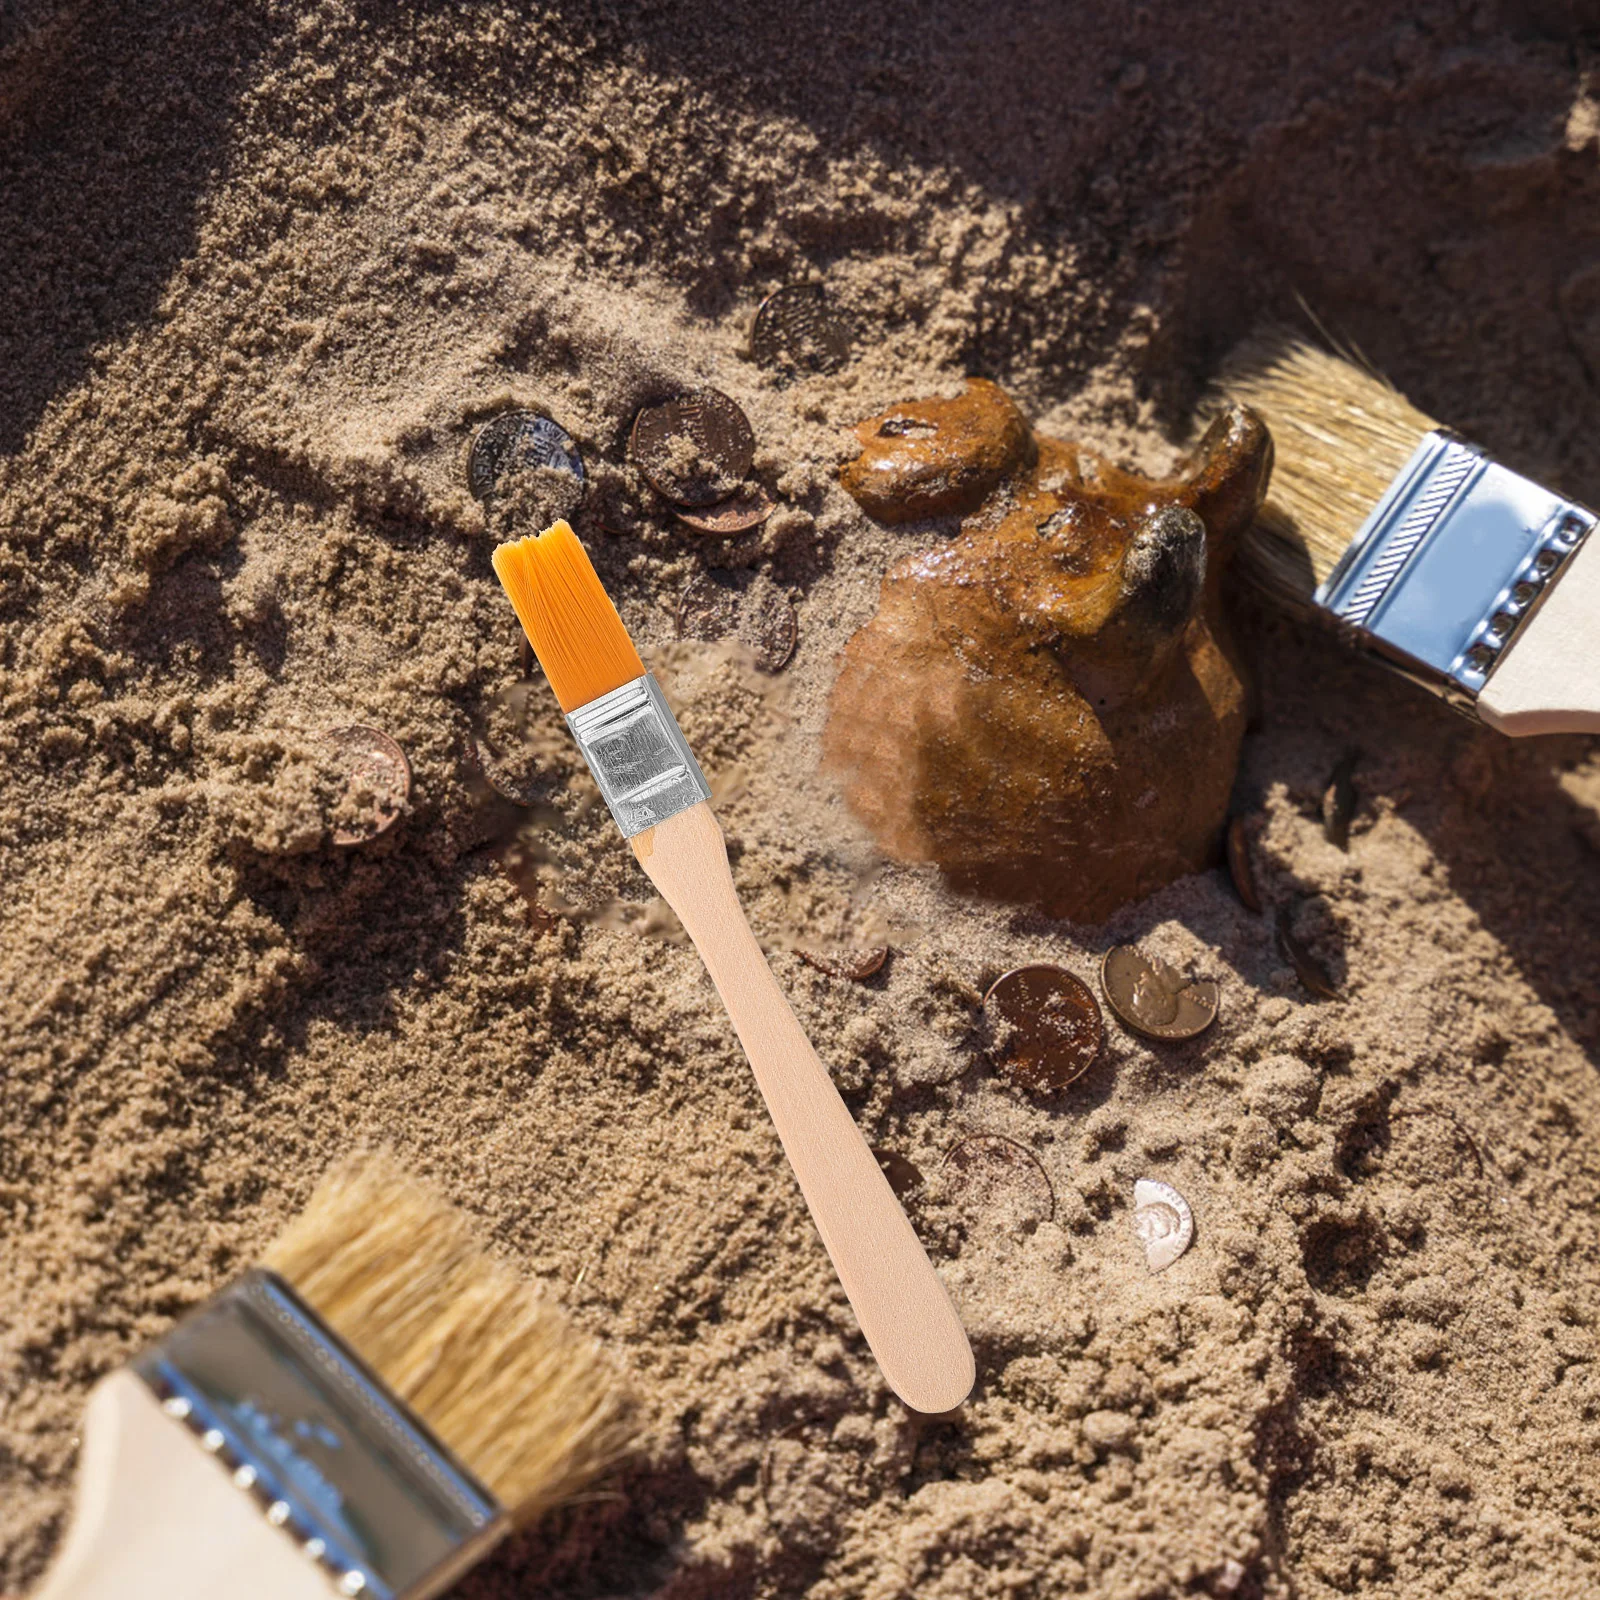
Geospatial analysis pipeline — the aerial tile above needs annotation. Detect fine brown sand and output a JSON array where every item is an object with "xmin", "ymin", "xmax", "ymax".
[{"xmin": 4, "ymin": 4, "xmax": 1600, "ymax": 1597}]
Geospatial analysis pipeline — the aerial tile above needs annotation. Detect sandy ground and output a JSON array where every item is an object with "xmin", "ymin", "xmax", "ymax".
[{"xmin": 3, "ymin": 3, "xmax": 1600, "ymax": 1596}]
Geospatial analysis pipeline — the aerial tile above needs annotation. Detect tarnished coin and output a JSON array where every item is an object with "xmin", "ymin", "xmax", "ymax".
[
  {"xmin": 1276, "ymin": 906, "xmax": 1339, "ymax": 998},
  {"xmin": 984, "ymin": 965, "xmax": 1103, "ymax": 1094},
  {"xmin": 467, "ymin": 410, "xmax": 585, "ymax": 509},
  {"xmin": 749, "ymin": 283, "xmax": 851, "ymax": 376},
  {"xmin": 873, "ymin": 1147, "xmax": 925, "ymax": 1198},
  {"xmin": 676, "ymin": 571, "xmax": 740, "ymax": 643},
  {"xmin": 1133, "ymin": 1178, "xmax": 1194, "ymax": 1272},
  {"xmin": 942, "ymin": 1133, "xmax": 1056, "ymax": 1230},
  {"xmin": 630, "ymin": 389, "xmax": 755, "ymax": 507},
  {"xmin": 797, "ymin": 945, "xmax": 888, "ymax": 981},
  {"xmin": 1100, "ymin": 946, "xmax": 1219, "ymax": 1042},
  {"xmin": 1226, "ymin": 815, "xmax": 1261, "ymax": 913},
  {"xmin": 1322, "ymin": 748, "xmax": 1359, "ymax": 851},
  {"xmin": 675, "ymin": 484, "xmax": 775, "ymax": 537},
  {"xmin": 322, "ymin": 725, "xmax": 411, "ymax": 846},
  {"xmin": 676, "ymin": 571, "xmax": 798, "ymax": 673},
  {"xmin": 747, "ymin": 583, "xmax": 797, "ymax": 672}
]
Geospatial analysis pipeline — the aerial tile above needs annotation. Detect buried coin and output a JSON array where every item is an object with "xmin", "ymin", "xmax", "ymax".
[
  {"xmin": 1275, "ymin": 906, "xmax": 1339, "ymax": 999},
  {"xmin": 873, "ymin": 1147, "xmax": 925, "ymax": 1198},
  {"xmin": 797, "ymin": 945, "xmax": 889, "ymax": 981},
  {"xmin": 1322, "ymin": 747, "xmax": 1360, "ymax": 851},
  {"xmin": 467, "ymin": 410, "xmax": 585, "ymax": 509},
  {"xmin": 941, "ymin": 1133, "xmax": 1056, "ymax": 1230},
  {"xmin": 676, "ymin": 571, "xmax": 798, "ymax": 673},
  {"xmin": 749, "ymin": 283, "xmax": 852, "ymax": 376},
  {"xmin": 1100, "ymin": 945, "xmax": 1219, "ymax": 1041},
  {"xmin": 675, "ymin": 484, "xmax": 775, "ymax": 537},
  {"xmin": 984, "ymin": 964, "xmax": 1103, "ymax": 1094},
  {"xmin": 322, "ymin": 725, "xmax": 411, "ymax": 846},
  {"xmin": 1226, "ymin": 814, "xmax": 1261, "ymax": 912},
  {"xmin": 630, "ymin": 389, "xmax": 755, "ymax": 507},
  {"xmin": 1133, "ymin": 1178, "xmax": 1194, "ymax": 1272}
]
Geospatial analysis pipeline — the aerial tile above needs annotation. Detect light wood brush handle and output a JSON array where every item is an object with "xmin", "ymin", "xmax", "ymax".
[
  {"xmin": 32, "ymin": 1371, "xmax": 329, "ymax": 1600},
  {"xmin": 1478, "ymin": 533, "xmax": 1600, "ymax": 736},
  {"xmin": 631, "ymin": 802, "xmax": 975, "ymax": 1414}
]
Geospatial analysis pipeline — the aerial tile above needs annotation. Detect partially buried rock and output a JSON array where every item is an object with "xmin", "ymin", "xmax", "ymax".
[{"xmin": 825, "ymin": 379, "xmax": 1272, "ymax": 922}]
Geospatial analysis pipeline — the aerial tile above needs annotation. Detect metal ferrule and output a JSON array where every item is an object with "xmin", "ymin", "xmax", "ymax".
[
  {"xmin": 1315, "ymin": 430, "xmax": 1596, "ymax": 713},
  {"xmin": 566, "ymin": 672, "xmax": 711, "ymax": 838},
  {"xmin": 133, "ymin": 1271, "xmax": 506, "ymax": 1600}
]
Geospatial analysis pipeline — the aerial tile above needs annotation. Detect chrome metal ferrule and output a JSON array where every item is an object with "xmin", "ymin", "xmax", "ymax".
[
  {"xmin": 1315, "ymin": 430, "xmax": 1596, "ymax": 713},
  {"xmin": 566, "ymin": 672, "xmax": 711, "ymax": 837},
  {"xmin": 133, "ymin": 1271, "xmax": 506, "ymax": 1600}
]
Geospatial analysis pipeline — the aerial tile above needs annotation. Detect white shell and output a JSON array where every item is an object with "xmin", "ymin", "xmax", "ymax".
[{"xmin": 1133, "ymin": 1178, "xmax": 1193, "ymax": 1272}]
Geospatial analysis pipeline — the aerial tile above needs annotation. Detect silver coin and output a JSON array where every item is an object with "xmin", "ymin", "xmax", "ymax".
[
  {"xmin": 1133, "ymin": 1178, "xmax": 1194, "ymax": 1272},
  {"xmin": 466, "ymin": 410, "xmax": 585, "ymax": 506}
]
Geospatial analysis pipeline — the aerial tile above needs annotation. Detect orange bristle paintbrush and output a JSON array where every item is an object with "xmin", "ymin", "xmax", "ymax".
[{"xmin": 492, "ymin": 520, "xmax": 974, "ymax": 1415}]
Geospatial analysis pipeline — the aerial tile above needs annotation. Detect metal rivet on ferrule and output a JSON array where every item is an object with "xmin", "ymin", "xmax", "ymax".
[
  {"xmin": 232, "ymin": 1464, "xmax": 258, "ymax": 1490},
  {"xmin": 338, "ymin": 1573, "xmax": 368, "ymax": 1596},
  {"xmin": 267, "ymin": 1500, "xmax": 291, "ymax": 1527},
  {"xmin": 201, "ymin": 1428, "xmax": 225, "ymax": 1453},
  {"xmin": 162, "ymin": 1396, "xmax": 192, "ymax": 1420},
  {"xmin": 302, "ymin": 1538, "xmax": 327, "ymax": 1562}
]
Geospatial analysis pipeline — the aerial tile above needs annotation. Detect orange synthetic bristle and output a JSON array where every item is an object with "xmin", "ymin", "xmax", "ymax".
[{"xmin": 492, "ymin": 520, "xmax": 645, "ymax": 713}]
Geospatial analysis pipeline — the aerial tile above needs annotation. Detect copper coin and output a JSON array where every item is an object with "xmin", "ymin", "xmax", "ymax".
[
  {"xmin": 873, "ymin": 1147, "xmax": 925, "ymax": 1198},
  {"xmin": 322, "ymin": 725, "xmax": 411, "ymax": 846},
  {"xmin": 797, "ymin": 945, "xmax": 888, "ymax": 981},
  {"xmin": 467, "ymin": 410, "xmax": 585, "ymax": 507},
  {"xmin": 1226, "ymin": 815, "xmax": 1261, "ymax": 913},
  {"xmin": 746, "ymin": 584, "xmax": 797, "ymax": 672},
  {"xmin": 1275, "ymin": 907, "xmax": 1339, "ymax": 999},
  {"xmin": 1322, "ymin": 748, "xmax": 1359, "ymax": 851},
  {"xmin": 675, "ymin": 484, "xmax": 775, "ymax": 537},
  {"xmin": 941, "ymin": 1133, "xmax": 1056, "ymax": 1229},
  {"xmin": 1100, "ymin": 946, "xmax": 1219, "ymax": 1041},
  {"xmin": 676, "ymin": 571, "xmax": 740, "ymax": 642},
  {"xmin": 983, "ymin": 964, "xmax": 1103, "ymax": 1094},
  {"xmin": 675, "ymin": 572, "xmax": 798, "ymax": 673},
  {"xmin": 630, "ymin": 389, "xmax": 755, "ymax": 507},
  {"xmin": 749, "ymin": 283, "xmax": 851, "ymax": 376}
]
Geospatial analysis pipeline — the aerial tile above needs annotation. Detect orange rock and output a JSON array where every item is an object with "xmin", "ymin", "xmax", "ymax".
[{"xmin": 825, "ymin": 381, "xmax": 1272, "ymax": 923}]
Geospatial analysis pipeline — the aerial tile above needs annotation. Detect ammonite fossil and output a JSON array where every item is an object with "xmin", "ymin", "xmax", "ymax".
[{"xmin": 825, "ymin": 378, "xmax": 1272, "ymax": 923}]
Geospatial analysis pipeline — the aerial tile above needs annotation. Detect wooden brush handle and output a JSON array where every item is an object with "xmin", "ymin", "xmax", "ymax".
[
  {"xmin": 1479, "ymin": 533, "xmax": 1600, "ymax": 736},
  {"xmin": 32, "ymin": 1371, "xmax": 330, "ymax": 1600},
  {"xmin": 631, "ymin": 802, "xmax": 975, "ymax": 1414}
]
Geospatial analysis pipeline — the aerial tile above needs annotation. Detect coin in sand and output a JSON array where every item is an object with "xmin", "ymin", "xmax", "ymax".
[
  {"xmin": 676, "ymin": 571, "xmax": 798, "ymax": 673},
  {"xmin": 467, "ymin": 410, "xmax": 585, "ymax": 508},
  {"xmin": 1275, "ymin": 906, "xmax": 1339, "ymax": 998},
  {"xmin": 873, "ymin": 1147, "xmax": 925, "ymax": 1198},
  {"xmin": 984, "ymin": 965, "xmax": 1103, "ymax": 1094},
  {"xmin": 941, "ymin": 1134, "xmax": 1056, "ymax": 1230},
  {"xmin": 676, "ymin": 570, "xmax": 740, "ymax": 643},
  {"xmin": 1133, "ymin": 1178, "xmax": 1194, "ymax": 1272},
  {"xmin": 322, "ymin": 725, "xmax": 411, "ymax": 846},
  {"xmin": 1226, "ymin": 815, "xmax": 1261, "ymax": 912},
  {"xmin": 1100, "ymin": 946, "xmax": 1219, "ymax": 1041},
  {"xmin": 630, "ymin": 389, "xmax": 755, "ymax": 507},
  {"xmin": 675, "ymin": 484, "xmax": 775, "ymax": 537},
  {"xmin": 797, "ymin": 945, "xmax": 888, "ymax": 981},
  {"xmin": 750, "ymin": 283, "xmax": 851, "ymax": 375}
]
